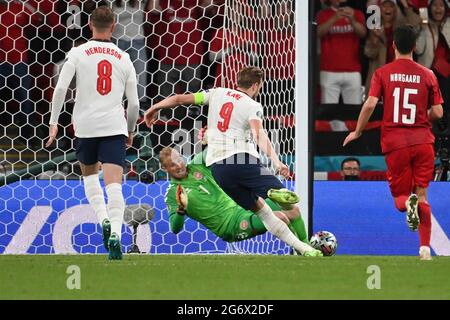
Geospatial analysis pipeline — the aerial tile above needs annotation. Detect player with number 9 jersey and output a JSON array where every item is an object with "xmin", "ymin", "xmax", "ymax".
[
  {"xmin": 194, "ymin": 87, "xmax": 263, "ymax": 167},
  {"xmin": 144, "ymin": 67, "xmax": 322, "ymax": 256}
]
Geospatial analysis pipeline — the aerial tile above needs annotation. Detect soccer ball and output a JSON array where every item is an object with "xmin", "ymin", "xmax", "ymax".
[{"xmin": 310, "ymin": 231, "xmax": 337, "ymax": 256}]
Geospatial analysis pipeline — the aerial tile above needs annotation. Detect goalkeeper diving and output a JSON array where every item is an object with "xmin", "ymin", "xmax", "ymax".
[{"xmin": 162, "ymin": 147, "xmax": 319, "ymax": 254}]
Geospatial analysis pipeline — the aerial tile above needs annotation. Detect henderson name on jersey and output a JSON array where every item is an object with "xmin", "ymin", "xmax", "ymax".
[{"xmin": 49, "ymin": 40, "xmax": 139, "ymax": 138}]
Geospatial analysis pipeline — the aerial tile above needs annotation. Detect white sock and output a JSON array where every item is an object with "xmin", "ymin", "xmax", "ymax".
[
  {"xmin": 106, "ymin": 183, "xmax": 125, "ymax": 240},
  {"xmin": 83, "ymin": 174, "xmax": 108, "ymax": 225},
  {"xmin": 256, "ymin": 202, "xmax": 313, "ymax": 254}
]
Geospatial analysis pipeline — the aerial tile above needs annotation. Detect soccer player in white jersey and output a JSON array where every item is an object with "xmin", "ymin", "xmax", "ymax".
[
  {"xmin": 144, "ymin": 67, "xmax": 322, "ymax": 257},
  {"xmin": 46, "ymin": 6, "xmax": 139, "ymax": 260}
]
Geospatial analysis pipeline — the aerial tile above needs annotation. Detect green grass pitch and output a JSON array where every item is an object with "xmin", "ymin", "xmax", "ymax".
[{"xmin": 1, "ymin": 255, "xmax": 449, "ymax": 299}]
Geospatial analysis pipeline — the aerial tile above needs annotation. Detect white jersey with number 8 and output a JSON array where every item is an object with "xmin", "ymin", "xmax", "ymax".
[{"xmin": 50, "ymin": 40, "xmax": 138, "ymax": 138}]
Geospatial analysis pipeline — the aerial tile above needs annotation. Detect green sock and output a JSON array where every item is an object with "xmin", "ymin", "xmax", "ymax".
[
  {"xmin": 290, "ymin": 216, "xmax": 309, "ymax": 244},
  {"xmin": 288, "ymin": 224, "xmax": 298, "ymax": 238}
]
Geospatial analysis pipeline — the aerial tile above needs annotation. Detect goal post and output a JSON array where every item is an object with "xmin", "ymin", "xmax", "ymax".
[{"xmin": 295, "ymin": 0, "xmax": 313, "ymax": 237}]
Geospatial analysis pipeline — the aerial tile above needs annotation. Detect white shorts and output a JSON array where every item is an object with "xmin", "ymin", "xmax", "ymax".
[{"xmin": 320, "ymin": 71, "xmax": 362, "ymax": 105}]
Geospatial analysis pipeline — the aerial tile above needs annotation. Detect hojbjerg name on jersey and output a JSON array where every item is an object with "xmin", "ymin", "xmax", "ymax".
[{"xmin": 390, "ymin": 73, "xmax": 421, "ymax": 84}]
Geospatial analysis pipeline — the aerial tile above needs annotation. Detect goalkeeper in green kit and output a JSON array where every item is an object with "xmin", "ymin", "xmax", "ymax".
[{"xmin": 161, "ymin": 147, "xmax": 312, "ymax": 247}]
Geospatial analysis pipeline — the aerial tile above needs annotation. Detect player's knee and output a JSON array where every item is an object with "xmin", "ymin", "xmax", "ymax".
[
  {"xmin": 394, "ymin": 197, "xmax": 407, "ymax": 212},
  {"xmin": 286, "ymin": 205, "xmax": 300, "ymax": 220},
  {"xmin": 274, "ymin": 211, "xmax": 290, "ymax": 225}
]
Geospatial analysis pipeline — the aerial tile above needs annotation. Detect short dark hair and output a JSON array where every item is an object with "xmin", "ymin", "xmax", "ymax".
[
  {"xmin": 341, "ymin": 157, "xmax": 360, "ymax": 170},
  {"xmin": 393, "ymin": 24, "xmax": 418, "ymax": 55},
  {"xmin": 91, "ymin": 6, "xmax": 115, "ymax": 31},
  {"xmin": 237, "ymin": 67, "xmax": 264, "ymax": 89}
]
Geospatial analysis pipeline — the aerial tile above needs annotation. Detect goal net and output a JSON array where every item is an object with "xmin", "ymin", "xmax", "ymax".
[{"xmin": 0, "ymin": 0, "xmax": 297, "ymax": 255}]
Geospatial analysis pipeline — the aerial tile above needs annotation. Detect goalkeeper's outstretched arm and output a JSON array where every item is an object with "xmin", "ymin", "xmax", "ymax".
[
  {"xmin": 165, "ymin": 184, "xmax": 187, "ymax": 233},
  {"xmin": 168, "ymin": 210, "xmax": 186, "ymax": 234}
]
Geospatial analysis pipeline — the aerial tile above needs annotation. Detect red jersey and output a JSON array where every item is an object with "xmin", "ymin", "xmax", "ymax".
[
  {"xmin": 155, "ymin": 0, "xmax": 205, "ymax": 65},
  {"xmin": 316, "ymin": 8, "xmax": 365, "ymax": 72},
  {"xmin": 368, "ymin": 59, "xmax": 444, "ymax": 153},
  {"xmin": 210, "ymin": 28, "xmax": 256, "ymax": 89},
  {"xmin": 27, "ymin": 0, "xmax": 64, "ymax": 32},
  {"xmin": 263, "ymin": 21, "xmax": 295, "ymax": 80},
  {"xmin": 0, "ymin": 1, "xmax": 36, "ymax": 63}
]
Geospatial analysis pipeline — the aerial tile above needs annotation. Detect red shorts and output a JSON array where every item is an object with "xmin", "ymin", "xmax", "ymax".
[{"xmin": 384, "ymin": 144, "xmax": 435, "ymax": 198}]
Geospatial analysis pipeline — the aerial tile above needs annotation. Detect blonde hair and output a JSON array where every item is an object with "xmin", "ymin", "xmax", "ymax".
[{"xmin": 159, "ymin": 147, "xmax": 175, "ymax": 166}]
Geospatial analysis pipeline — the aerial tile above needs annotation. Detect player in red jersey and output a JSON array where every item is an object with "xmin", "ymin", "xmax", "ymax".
[{"xmin": 343, "ymin": 25, "xmax": 444, "ymax": 260}]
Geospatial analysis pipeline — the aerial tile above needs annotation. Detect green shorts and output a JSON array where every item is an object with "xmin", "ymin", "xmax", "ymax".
[{"xmin": 222, "ymin": 199, "xmax": 282, "ymax": 242}]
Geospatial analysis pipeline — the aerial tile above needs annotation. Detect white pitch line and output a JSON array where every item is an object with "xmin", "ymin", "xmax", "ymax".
[{"xmin": 431, "ymin": 213, "xmax": 450, "ymax": 256}]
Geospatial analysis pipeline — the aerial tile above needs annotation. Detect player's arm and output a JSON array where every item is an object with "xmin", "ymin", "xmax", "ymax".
[
  {"xmin": 46, "ymin": 54, "xmax": 76, "ymax": 147},
  {"xmin": 144, "ymin": 93, "xmax": 196, "ymax": 127},
  {"xmin": 428, "ymin": 104, "xmax": 443, "ymax": 122},
  {"xmin": 343, "ymin": 96, "xmax": 379, "ymax": 146},
  {"xmin": 249, "ymin": 119, "xmax": 290, "ymax": 178},
  {"xmin": 125, "ymin": 65, "xmax": 140, "ymax": 147},
  {"xmin": 165, "ymin": 185, "xmax": 186, "ymax": 234},
  {"xmin": 428, "ymin": 72, "xmax": 444, "ymax": 122}
]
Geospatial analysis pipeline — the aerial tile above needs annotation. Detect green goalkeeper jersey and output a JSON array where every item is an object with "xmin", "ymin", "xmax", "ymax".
[{"xmin": 165, "ymin": 150, "xmax": 252, "ymax": 241}]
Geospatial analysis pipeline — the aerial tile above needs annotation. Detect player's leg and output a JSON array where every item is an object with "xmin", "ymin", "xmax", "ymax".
[
  {"xmin": 415, "ymin": 186, "xmax": 432, "ymax": 260},
  {"xmin": 264, "ymin": 198, "xmax": 308, "ymax": 244},
  {"xmin": 250, "ymin": 166, "xmax": 314, "ymax": 252},
  {"xmin": 249, "ymin": 167, "xmax": 308, "ymax": 244},
  {"xmin": 249, "ymin": 165, "xmax": 299, "ymax": 207},
  {"xmin": 412, "ymin": 144, "xmax": 435, "ymax": 260},
  {"xmin": 211, "ymin": 155, "xmax": 321, "ymax": 256},
  {"xmin": 228, "ymin": 209, "xmax": 295, "ymax": 242},
  {"xmin": 282, "ymin": 205, "xmax": 309, "ymax": 244},
  {"xmin": 267, "ymin": 188, "xmax": 299, "ymax": 206},
  {"xmin": 99, "ymin": 135, "xmax": 127, "ymax": 260},
  {"xmin": 253, "ymin": 197, "xmax": 320, "ymax": 256},
  {"xmin": 103, "ymin": 163, "xmax": 124, "ymax": 260},
  {"xmin": 76, "ymin": 138, "xmax": 110, "ymax": 250},
  {"xmin": 385, "ymin": 147, "xmax": 417, "ymax": 229}
]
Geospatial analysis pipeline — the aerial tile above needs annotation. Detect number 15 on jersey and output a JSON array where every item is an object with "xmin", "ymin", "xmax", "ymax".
[{"xmin": 393, "ymin": 87, "xmax": 417, "ymax": 125}]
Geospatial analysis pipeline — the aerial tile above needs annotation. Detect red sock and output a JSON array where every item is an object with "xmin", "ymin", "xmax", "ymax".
[
  {"xmin": 394, "ymin": 195, "xmax": 408, "ymax": 212},
  {"xmin": 418, "ymin": 202, "xmax": 432, "ymax": 247}
]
